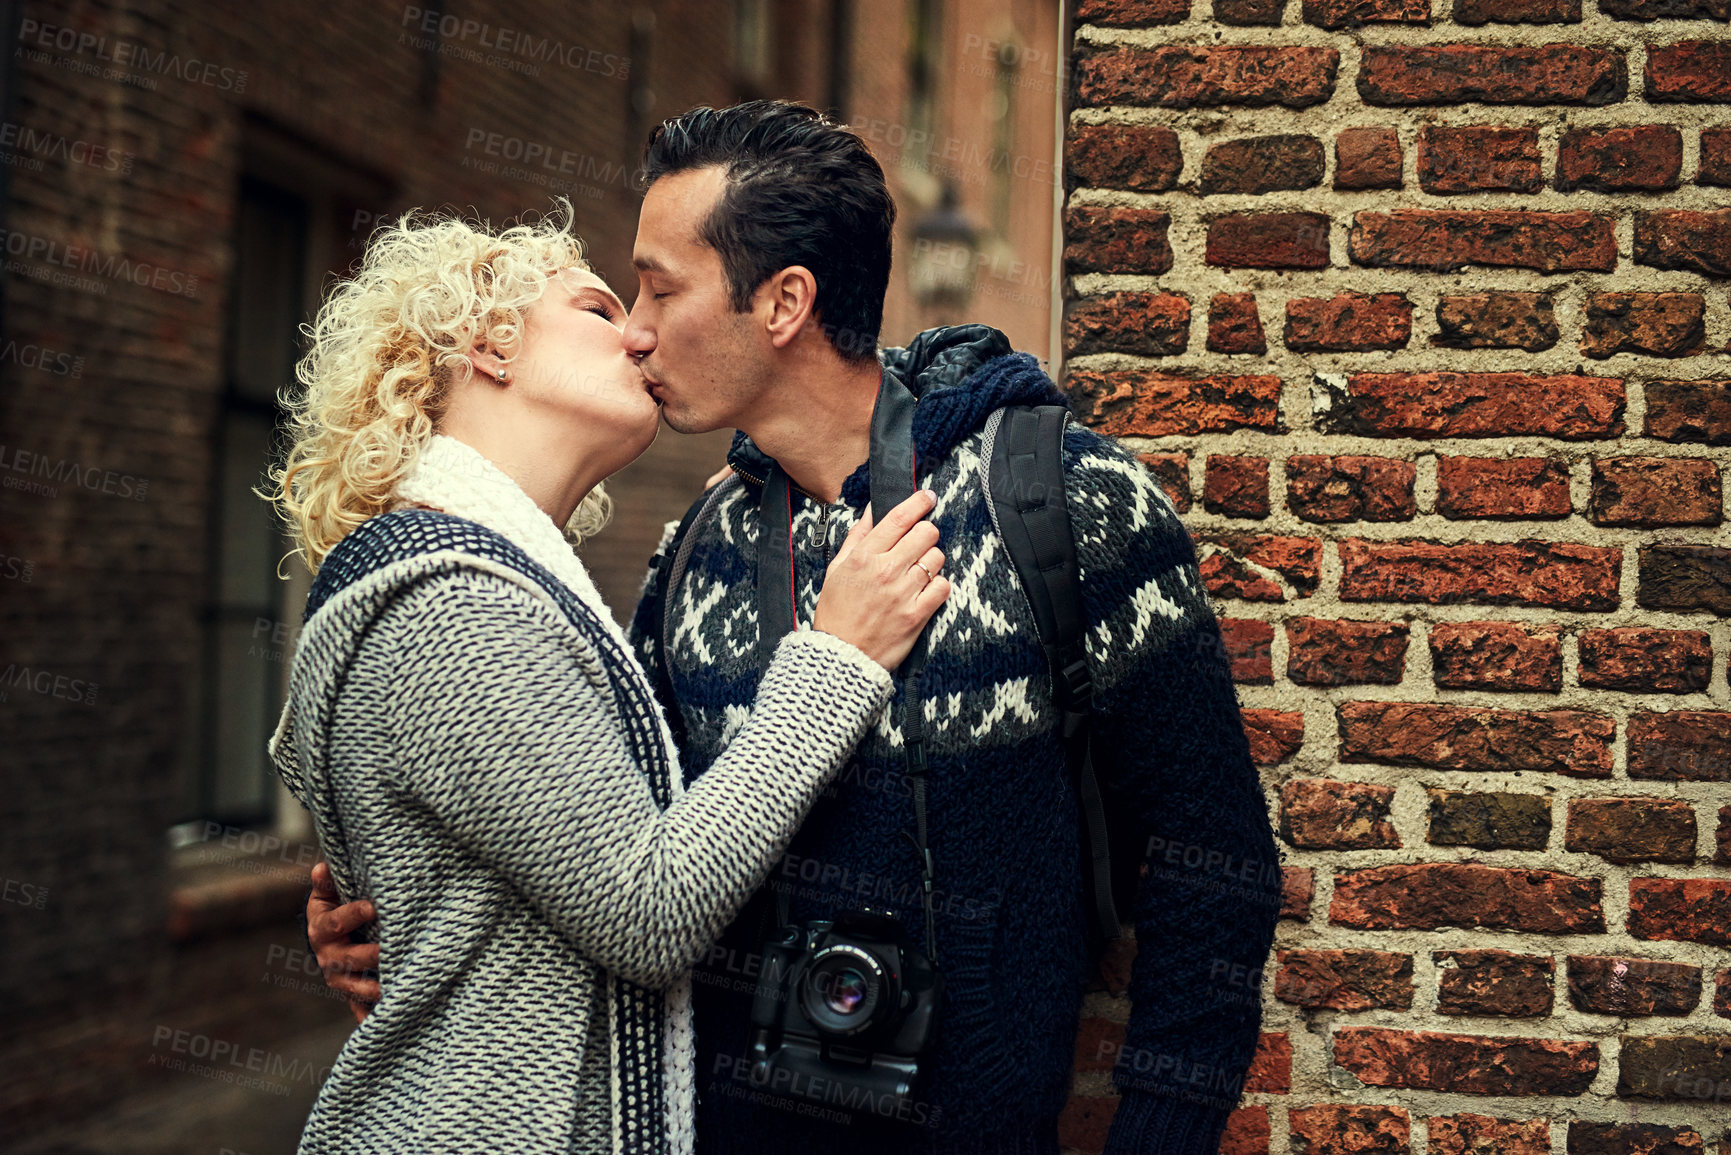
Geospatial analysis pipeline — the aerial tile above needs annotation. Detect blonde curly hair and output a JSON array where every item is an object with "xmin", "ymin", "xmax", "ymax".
[{"xmin": 266, "ymin": 200, "xmax": 612, "ymax": 571}]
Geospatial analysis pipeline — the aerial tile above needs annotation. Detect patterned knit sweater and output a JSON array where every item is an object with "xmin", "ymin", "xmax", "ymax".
[
  {"xmin": 268, "ymin": 435, "xmax": 896, "ymax": 1154},
  {"xmin": 628, "ymin": 326, "xmax": 1282, "ymax": 1155}
]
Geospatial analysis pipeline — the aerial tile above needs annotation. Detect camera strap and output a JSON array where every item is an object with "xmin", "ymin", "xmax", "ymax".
[{"xmin": 752, "ymin": 366, "xmax": 940, "ymax": 964}]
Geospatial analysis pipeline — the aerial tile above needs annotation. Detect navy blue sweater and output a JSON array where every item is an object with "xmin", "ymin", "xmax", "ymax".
[{"xmin": 627, "ymin": 325, "xmax": 1281, "ymax": 1155}]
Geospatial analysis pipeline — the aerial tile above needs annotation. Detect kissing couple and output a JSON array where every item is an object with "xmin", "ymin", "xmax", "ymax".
[{"xmin": 272, "ymin": 99, "xmax": 1278, "ymax": 1155}]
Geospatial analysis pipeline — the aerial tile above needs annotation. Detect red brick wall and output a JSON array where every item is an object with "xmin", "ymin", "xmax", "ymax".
[{"xmin": 1059, "ymin": 0, "xmax": 1730, "ymax": 1151}]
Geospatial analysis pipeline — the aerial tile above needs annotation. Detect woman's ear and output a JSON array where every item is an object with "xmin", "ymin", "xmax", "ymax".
[{"xmin": 463, "ymin": 343, "xmax": 511, "ymax": 385}]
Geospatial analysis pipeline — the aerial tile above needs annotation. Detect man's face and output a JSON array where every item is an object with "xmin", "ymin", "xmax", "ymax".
[{"xmin": 623, "ymin": 166, "xmax": 770, "ymax": 435}]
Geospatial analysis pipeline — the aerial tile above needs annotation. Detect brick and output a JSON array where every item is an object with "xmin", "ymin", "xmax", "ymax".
[
  {"xmin": 1645, "ymin": 41, "xmax": 1731, "ymax": 104},
  {"xmin": 1568, "ymin": 956, "xmax": 1701, "ymax": 1016},
  {"xmin": 1319, "ymin": 373, "xmax": 1624, "ymax": 439},
  {"xmin": 1243, "ymin": 708, "xmax": 1304, "ymax": 764},
  {"xmin": 1073, "ymin": 1015, "xmax": 1125, "ymax": 1072},
  {"xmin": 1200, "ymin": 535, "xmax": 1321, "ymax": 601},
  {"xmin": 1056, "ymin": 1093, "xmax": 1117, "ymax": 1153},
  {"xmin": 1216, "ymin": 0, "xmax": 1288, "ymax": 22},
  {"xmin": 1579, "ymin": 628, "xmax": 1713, "ymax": 693},
  {"xmin": 1065, "ymin": 369, "xmax": 1281, "ymax": 436},
  {"xmin": 1429, "ymin": 1115, "xmax": 1549, "ymax": 1155},
  {"xmin": 1331, "ymin": 863, "xmax": 1605, "ymax": 933},
  {"xmin": 1419, "ymin": 127, "xmax": 1542, "ymax": 193},
  {"xmin": 1246, "ymin": 1033, "xmax": 1292, "ymax": 1093},
  {"xmin": 1303, "ymin": 0, "xmax": 1430, "ymax": 28},
  {"xmin": 1452, "ymin": 0, "xmax": 1580, "ymax": 20},
  {"xmin": 1220, "ymin": 1106, "xmax": 1271, "ymax": 1155},
  {"xmin": 1627, "ymin": 711, "xmax": 1731, "ymax": 781},
  {"xmin": 1717, "ymin": 969, "xmax": 1731, "ymax": 1014},
  {"xmin": 1349, "ymin": 211, "xmax": 1617, "ymax": 273},
  {"xmin": 1064, "ymin": 205, "xmax": 1173, "ymax": 275},
  {"xmin": 1286, "ymin": 617, "xmax": 1409, "ymax": 685},
  {"xmin": 1433, "ymin": 292, "xmax": 1558, "ymax": 351},
  {"xmin": 1718, "ymin": 806, "xmax": 1731, "ymax": 866},
  {"xmin": 1435, "ymin": 457, "xmax": 1572, "ymax": 520},
  {"xmin": 1427, "ymin": 789, "xmax": 1552, "ymax": 849},
  {"xmin": 1098, "ymin": 934, "xmax": 1136, "ymax": 995},
  {"xmin": 1335, "ymin": 127, "xmax": 1403, "ymax": 190},
  {"xmin": 1064, "ymin": 292, "xmax": 1191, "ymax": 358},
  {"xmin": 1567, "ymin": 797, "xmax": 1698, "ymax": 863},
  {"xmin": 1435, "ymin": 950, "xmax": 1556, "ymax": 1016},
  {"xmin": 1075, "ymin": 0, "xmax": 1192, "ymax": 22},
  {"xmin": 1074, "ymin": 45, "xmax": 1340, "ymax": 110},
  {"xmin": 1136, "ymin": 452, "xmax": 1191, "ymax": 512},
  {"xmin": 1333, "ymin": 1027, "xmax": 1598, "ymax": 1095},
  {"xmin": 1207, "ymin": 212, "xmax": 1331, "ymax": 269},
  {"xmin": 1287, "ymin": 455, "xmax": 1417, "ymax": 522},
  {"xmin": 1200, "ymin": 135, "xmax": 1325, "ymax": 195},
  {"xmin": 1338, "ymin": 539, "xmax": 1622, "ymax": 612},
  {"xmin": 1065, "ymin": 125, "xmax": 1183, "ymax": 192},
  {"xmin": 1637, "ymin": 545, "xmax": 1731, "ymax": 615},
  {"xmin": 1430, "ymin": 622, "xmax": 1563, "ymax": 692},
  {"xmin": 1567, "ymin": 1122, "xmax": 1709, "ymax": 1155},
  {"xmin": 1702, "ymin": 129, "xmax": 1731, "ymax": 187},
  {"xmin": 1285, "ymin": 293, "xmax": 1412, "ymax": 352},
  {"xmin": 1581, "ymin": 293, "xmax": 1706, "ymax": 359},
  {"xmin": 1205, "ymin": 455, "xmax": 1270, "ymax": 519},
  {"xmin": 1644, "ymin": 379, "xmax": 1731, "ymax": 444},
  {"xmin": 1589, "ymin": 457, "xmax": 1722, "ymax": 527},
  {"xmin": 1288, "ymin": 1105, "xmax": 1410, "ymax": 1155},
  {"xmin": 1207, "ymin": 293, "xmax": 1266, "ymax": 354},
  {"xmin": 1280, "ymin": 779, "xmax": 1401, "ymax": 849},
  {"xmin": 1557, "ymin": 126, "xmax": 1683, "ymax": 192},
  {"xmin": 1628, "ymin": 878, "xmax": 1731, "ymax": 946},
  {"xmin": 1634, "ymin": 209, "xmax": 1731, "ymax": 277},
  {"xmin": 1617, "ymin": 1035, "xmax": 1731, "ymax": 1099},
  {"xmin": 1340, "ymin": 701, "xmax": 1614, "ymax": 775},
  {"xmin": 1282, "ymin": 866, "xmax": 1315, "ymax": 921},
  {"xmin": 1277, "ymin": 949, "xmax": 1413, "ymax": 1009},
  {"xmin": 1358, "ymin": 44, "xmax": 1626, "ymax": 106}
]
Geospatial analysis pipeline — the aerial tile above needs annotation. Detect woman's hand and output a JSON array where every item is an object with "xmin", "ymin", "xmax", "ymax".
[
  {"xmin": 812, "ymin": 489, "xmax": 951, "ymax": 670},
  {"xmin": 306, "ymin": 861, "xmax": 379, "ymax": 1024}
]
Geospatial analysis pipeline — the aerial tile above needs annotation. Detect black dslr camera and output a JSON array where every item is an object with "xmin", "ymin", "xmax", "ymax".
[{"xmin": 747, "ymin": 908, "xmax": 941, "ymax": 1123}]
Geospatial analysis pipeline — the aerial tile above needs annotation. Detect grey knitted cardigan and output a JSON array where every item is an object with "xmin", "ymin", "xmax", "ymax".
[{"xmin": 268, "ymin": 435, "xmax": 896, "ymax": 1154}]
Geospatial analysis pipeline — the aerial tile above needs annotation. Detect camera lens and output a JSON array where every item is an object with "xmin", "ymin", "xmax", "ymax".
[
  {"xmin": 823, "ymin": 967, "xmax": 869, "ymax": 1015},
  {"xmin": 799, "ymin": 944, "xmax": 888, "ymax": 1037}
]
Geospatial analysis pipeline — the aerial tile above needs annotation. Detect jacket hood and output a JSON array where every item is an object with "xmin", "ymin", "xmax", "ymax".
[{"xmin": 725, "ymin": 323, "xmax": 1068, "ymax": 506}]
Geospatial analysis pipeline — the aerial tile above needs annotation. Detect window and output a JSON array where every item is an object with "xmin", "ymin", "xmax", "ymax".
[{"xmin": 176, "ymin": 178, "xmax": 309, "ymax": 831}]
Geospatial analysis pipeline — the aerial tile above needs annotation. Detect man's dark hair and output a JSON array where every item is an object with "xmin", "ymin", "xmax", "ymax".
[{"xmin": 641, "ymin": 100, "xmax": 895, "ymax": 364}]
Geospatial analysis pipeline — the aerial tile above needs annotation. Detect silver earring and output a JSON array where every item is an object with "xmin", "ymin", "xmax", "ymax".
[{"xmin": 497, "ymin": 369, "xmax": 508, "ymax": 381}]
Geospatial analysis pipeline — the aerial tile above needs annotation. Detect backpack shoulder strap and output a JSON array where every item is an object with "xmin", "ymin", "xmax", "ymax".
[{"xmin": 984, "ymin": 405, "xmax": 1122, "ymax": 953}]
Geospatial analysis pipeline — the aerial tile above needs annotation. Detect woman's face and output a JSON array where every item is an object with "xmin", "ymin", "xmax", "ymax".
[{"xmin": 506, "ymin": 267, "xmax": 660, "ymax": 471}]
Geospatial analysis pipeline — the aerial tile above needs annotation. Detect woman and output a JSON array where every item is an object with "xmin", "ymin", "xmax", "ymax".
[{"xmin": 264, "ymin": 204, "xmax": 951, "ymax": 1154}]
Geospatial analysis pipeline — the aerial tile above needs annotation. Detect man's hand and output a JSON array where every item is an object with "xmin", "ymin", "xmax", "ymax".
[{"xmin": 306, "ymin": 861, "xmax": 380, "ymax": 1024}]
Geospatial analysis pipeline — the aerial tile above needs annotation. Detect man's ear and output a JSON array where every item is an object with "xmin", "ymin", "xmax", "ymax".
[
  {"xmin": 463, "ymin": 342, "xmax": 511, "ymax": 384},
  {"xmin": 760, "ymin": 266, "xmax": 819, "ymax": 351}
]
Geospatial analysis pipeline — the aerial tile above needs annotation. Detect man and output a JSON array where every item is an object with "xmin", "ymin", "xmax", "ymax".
[{"xmin": 308, "ymin": 100, "xmax": 1280, "ymax": 1155}]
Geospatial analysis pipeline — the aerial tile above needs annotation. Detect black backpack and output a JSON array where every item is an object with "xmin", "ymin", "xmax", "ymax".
[{"xmin": 644, "ymin": 404, "xmax": 1137, "ymax": 959}]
